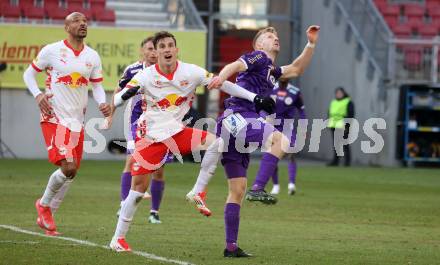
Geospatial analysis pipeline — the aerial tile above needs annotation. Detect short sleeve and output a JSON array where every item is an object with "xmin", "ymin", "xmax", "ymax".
[
  {"xmin": 191, "ymin": 64, "xmax": 213, "ymax": 87},
  {"xmin": 89, "ymin": 53, "xmax": 103, "ymax": 83},
  {"xmin": 239, "ymin": 50, "xmax": 267, "ymax": 72},
  {"xmin": 31, "ymin": 45, "xmax": 51, "ymax": 72}
]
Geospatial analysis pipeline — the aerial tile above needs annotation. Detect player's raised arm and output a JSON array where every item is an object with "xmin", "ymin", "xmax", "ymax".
[
  {"xmin": 218, "ymin": 81, "xmax": 275, "ymax": 114},
  {"xmin": 207, "ymin": 60, "xmax": 247, "ymax": 89},
  {"xmin": 281, "ymin": 25, "xmax": 320, "ymax": 79}
]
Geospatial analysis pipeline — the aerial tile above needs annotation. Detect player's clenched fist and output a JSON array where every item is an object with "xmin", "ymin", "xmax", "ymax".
[
  {"xmin": 99, "ymin": 103, "xmax": 111, "ymax": 117},
  {"xmin": 253, "ymin": 94, "xmax": 276, "ymax": 114},
  {"xmin": 306, "ymin": 25, "xmax": 320, "ymax": 44},
  {"xmin": 36, "ymin": 93, "xmax": 53, "ymax": 116}
]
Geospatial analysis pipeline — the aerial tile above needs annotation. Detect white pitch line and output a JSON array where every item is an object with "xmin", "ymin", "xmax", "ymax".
[{"xmin": 0, "ymin": 225, "xmax": 195, "ymax": 265}]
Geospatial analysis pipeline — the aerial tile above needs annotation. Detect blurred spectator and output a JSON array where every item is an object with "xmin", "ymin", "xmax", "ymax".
[
  {"xmin": 327, "ymin": 87, "xmax": 355, "ymax": 166},
  {"xmin": 0, "ymin": 62, "xmax": 6, "ymax": 72}
]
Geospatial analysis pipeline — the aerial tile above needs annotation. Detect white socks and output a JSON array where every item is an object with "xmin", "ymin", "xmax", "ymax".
[
  {"xmin": 40, "ymin": 169, "xmax": 67, "ymax": 206},
  {"xmin": 50, "ymin": 178, "xmax": 74, "ymax": 213},
  {"xmin": 192, "ymin": 138, "xmax": 224, "ymax": 194},
  {"xmin": 114, "ymin": 190, "xmax": 144, "ymax": 238}
]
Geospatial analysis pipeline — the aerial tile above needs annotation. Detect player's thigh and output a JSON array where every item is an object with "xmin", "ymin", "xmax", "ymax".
[
  {"xmin": 132, "ymin": 139, "xmax": 169, "ymax": 174},
  {"xmin": 152, "ymin": 166, "xmax": 165, "ymax": 180},
  {"xmin": 169, "ymin": 127, "xmax": 208, "ymax": 155}
]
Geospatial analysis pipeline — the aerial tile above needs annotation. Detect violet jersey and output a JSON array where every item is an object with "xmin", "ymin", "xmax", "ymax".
[
  {"xmin": 224, "ymin": 50, "xmax": 283, "ymax": 113},
  {"xmin": 272, "ymin": 83, "xmax": 305, "ymax": 129},
  {"xmin": 126, "ymin": 61, "xmax": 213, "ymax": 142},
  {"xmin": 31, "ymin": 39, "xmax": 103, "ymax": 132},
  {"xmin": 118, "ymin": 61, "xmax": 148, "ymax": 126}
]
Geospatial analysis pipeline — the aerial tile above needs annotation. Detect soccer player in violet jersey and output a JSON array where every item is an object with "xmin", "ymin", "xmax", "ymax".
[
  {"xmin": 188, "ymin": 25, "xmax": 320, "ymax": 257},
  {"xmin": 22, "ymin": 12, "xmax": 111, "ymax": 236},
  {"xmin": 108, "ymin": 31, "xmax": 274, "ymax": 252},
  {"xmin": 266, "ymin": 80, "xmax": 306, "ymax": 196},
  {"xmin": 108, "ymin": 36, "xmax": 171, "ymax": 224}
]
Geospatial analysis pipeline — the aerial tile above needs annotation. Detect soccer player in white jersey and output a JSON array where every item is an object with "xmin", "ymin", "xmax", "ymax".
[
  {"xmin": 109, "ymin": 36, "xmax": 170, "ymax": 224},
  {"xmin": 23, "ymin": 12, "xmax": 111, "ymax": 236},
  {"xmin": 109, "ymin": 31, "xmax": 276, "ymax": 252}
]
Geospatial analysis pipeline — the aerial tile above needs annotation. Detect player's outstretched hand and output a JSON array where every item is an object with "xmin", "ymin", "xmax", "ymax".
[
  {"xmin": 99, "ymin": 103, "xmax": 111, "ymax": 117},
  {"xmin": 36, "ymin": 93, "xmax": 53, "ymax": 116},
  {"xmin": 207, "ymin": 76, "xmax": 224, "ymax": 90},
  {"xmin": 306, "ymin": 25, "xmax": 320, "ymax": 44},
  {"xmin": 254, "ymin": 95, "xmax": 276, "ymax": 114}
]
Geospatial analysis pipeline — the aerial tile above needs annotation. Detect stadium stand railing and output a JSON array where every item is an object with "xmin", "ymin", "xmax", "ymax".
[
  {"xmin": 338, "ymin": 0, "xmax": 440, "ymax": 84},
  {"xmin": 0, "ymin": 0, "xmax": 205, "ymax": 30}
]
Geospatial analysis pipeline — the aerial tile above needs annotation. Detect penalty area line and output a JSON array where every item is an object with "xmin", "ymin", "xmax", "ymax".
[{"xmin": 0, "ymin": 224, "xmax": 195, "ymax": 265}]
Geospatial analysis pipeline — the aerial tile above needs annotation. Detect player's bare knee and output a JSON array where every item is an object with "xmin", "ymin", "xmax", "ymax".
[
  {"xmin": 61, "ymin": 164, "xmax": 77, "ymax": 179},
  {"xmin": 153, "ymin": 172, "xmax": 164, "ymax": 181}
]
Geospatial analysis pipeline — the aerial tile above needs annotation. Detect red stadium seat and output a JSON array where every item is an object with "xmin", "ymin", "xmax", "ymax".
[
  {"xmin": 20, "ymin": 0, "xmax": 45, "ymax": 19},
  {"xmin": 407, "ymin": 17, "xmax": 424, "ymax": 31},
  {"xmin": 428, "ymin": 6, "xmax": 440, "ymax": 19},
  {"xmin": 403, "ymin": 4, "xmax": 425, "ymax": 18},
  {"xmin": 373, "ymin": 0, "xmax": 387, "ymax": 12},
  {"xmin": 1, "ymin": 2, "xmax": 21, "ymax": 18},
  {"xmin": 384, "ymin": 15, "xmax": 399, "ymax": 29},
  {"xmin": 66, "ymin": 0, "xmax": 84, "ymax": 5},
  {"xmin": 383, "ymin": 5, "xmax": 400, "ymax": 17},
  {"xmin": 90, "ymin": 0, "xmax": 106, "ymax": 9},
  {"xmin": 418, "ymin": 24, "xmax": 438, "ymax": 38},
  {"xmin": 393, "ymin": 23, "xmax": 412, "ymax": 37},
  {"xmin": 45, "ymin": 1, "xmax": 69, "ymax": 20},
  {"xmin": 403, "ymin": 46, "xmax": 423, "ymax": 71},
  {"xmin": 93, "ymin": 8, "xmax": 115, "ymax": 22},
  {"xmin": 426, "ymin": 0, "xmax": 440, "ymax": 11},
  {"xmin": 89, "ymin": 0, "xmax": 115, "ymax": 22},
  {"xmin": 67, "ymin": 2, "xmax": 92, "ymax": 20}
]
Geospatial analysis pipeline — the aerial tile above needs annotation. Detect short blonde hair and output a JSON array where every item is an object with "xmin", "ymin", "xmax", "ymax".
[{"xmin": 252, "ymin": 27, "xmax": 278, "ymax": 49}]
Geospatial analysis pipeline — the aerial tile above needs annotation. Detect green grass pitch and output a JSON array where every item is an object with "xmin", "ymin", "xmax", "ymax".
[{"xmin": 0, "ymin": 159, "xmax": 439, "ymax": 265}]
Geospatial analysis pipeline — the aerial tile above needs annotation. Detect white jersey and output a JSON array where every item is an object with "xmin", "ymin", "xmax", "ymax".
[
  {"xmin": 126, "ymin": 61, "xmax": 212, "ymax": 142},
  {"xmin": 32, "ymin": 40, "xmax": 103, "ymax": 132}
]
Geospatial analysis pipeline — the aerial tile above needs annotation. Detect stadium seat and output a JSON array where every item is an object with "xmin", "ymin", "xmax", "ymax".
[
  {"xmin": 393, "ymin": 23, "xmax": 412, "ymax": 37},
  {"xmin": 407, "ymin": 17, "xmax": 424, "ymax": 33},
  {"xmin": 90, "ymin": 0, "xmax": 105, "ymax": 9},
  {"xmin": 1, "ymin": 2, "xmax": 21, "ymax": 18},
  {"xmin": 67, "ymin": 1, "xmax": 92, "ymax": 20},
  {"xmin": 428, "ymin": 6, "xmax": 440, "ymax": 19},
  {"xmin": 93, "ymin": 9, "xmax": 115, "ymax": 22},
  {"xmin": 90, "ymin": 0, "xmax": 115, "ymax": 22},
  {"xmin": 403, "ymin": 3, "xmax": 425, "ymax": 18},
  {"xmin": 20, "ymin": 0, "xmax": 46, "ymax": 19},
  {"xmin": 373, "ymin": 0, "xmax": 388, "ymax": 12},
  {"xmin": 383, "ymin": 5, "xmax": 400, "ymax": 17},
  {"xmin": 403, "ymin": 46, "xmax": 423, "ymax": 71},
  {"xmin": 384, "ymin": 15, "xmax": 399, "ymax": 29},
  {"xmin": 418, "ymin": 23, "xmax": 438, "ymax": 38},
  {"xmin": 45, "ymin": 0, "xmax": 69, "ymax": 20},
  {"xmin": 426, "ymin": 0, "xmax": 440, "ymax": 11}
]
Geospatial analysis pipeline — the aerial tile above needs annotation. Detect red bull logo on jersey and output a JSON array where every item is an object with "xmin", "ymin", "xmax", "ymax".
[
  {"xmin": 55, "ymin": 72, "xmax": 89, "ymax": 88},
  {"xmin": 156, "ymin": 93, "xmax": 187, "ymax": 110}
]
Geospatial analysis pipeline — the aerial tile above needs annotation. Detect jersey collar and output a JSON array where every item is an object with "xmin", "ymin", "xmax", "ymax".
[
  {"xmin": 155, "ymin": 61, "xmax": 179, "ymax": 81},
  {"xmin": 63, "ymin": 39, "xmax": 84, "ymax": 57}
]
